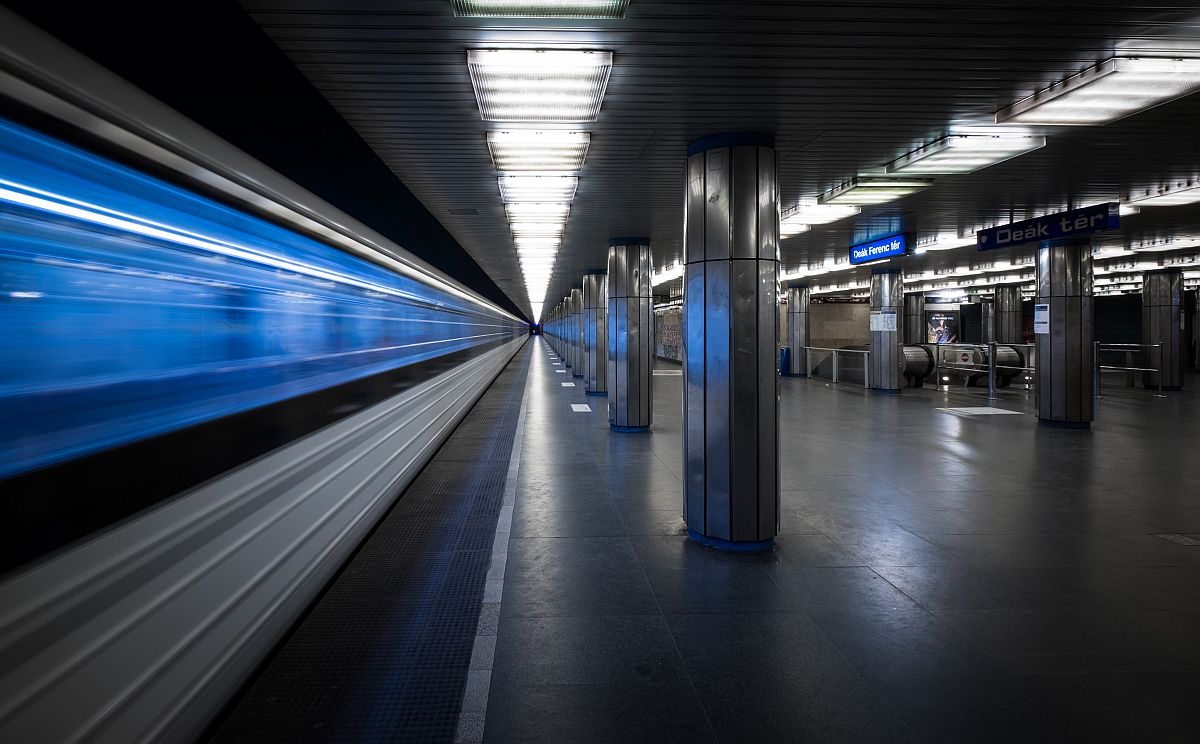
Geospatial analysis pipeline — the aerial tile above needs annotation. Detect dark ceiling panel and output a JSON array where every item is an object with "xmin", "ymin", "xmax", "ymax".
[{"xmin": 245, "ymin": 0, "xmax": 1200, "ymax": 314}]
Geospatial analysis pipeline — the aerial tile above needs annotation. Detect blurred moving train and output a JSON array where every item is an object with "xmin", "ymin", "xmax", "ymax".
[
  {"xmin": 0, "ymin": 117, "xmax": 524, "ymax": 481},
  {"xmin": 0, "ymin": 14, "xmax": 527, "ymax": 737}
]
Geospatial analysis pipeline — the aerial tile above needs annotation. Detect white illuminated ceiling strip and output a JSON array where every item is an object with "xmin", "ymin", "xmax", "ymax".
[
  {"xmin": 779, "ymin": 220, "xmax": 810, "ymax": 238},
  {"xmin": 452, "ymin": 0, "xmax": 629, "ymax": 18},
  {"xmin": 884, "ymin": 134, "xmax": 1045, "ymax": 175},
  {"xmin": 818, "ymin": 177, "xmax": 934, "ymax": 206},
  {"xmin": 510, "ymin": 222, "xmax": 566, "ymax": 237},
  {"xmin": 996, "ymin": 56, "xmax": 1200, "ymax": 126},
  {"xmin": 499, "ymin": 175, "xmax": 578, "ymax": 202},
  {"xmin": 915, "ymin": 233, "xmax": 977, "ymax": 253},
  {"xmin": 505, "ymin": 202, "xmax": 570, "ymax": 221},
  {"xmin": 487, "ymin": 131, "xmax": 591, "ymax": 171},
  {"xmin": 651, "ymin": 263, "xmax": 683, "ymax": 286},
  {"xmin": 782, "ymin": 202, "xmax": 861, "ymax": 225},
  {"xmin": 1125, "ymin": 181, "xmax": 1200, "ymax": 208},
  {"xmin": 468, "ymin": 50, "xmax": 613, "ymax": 122}
]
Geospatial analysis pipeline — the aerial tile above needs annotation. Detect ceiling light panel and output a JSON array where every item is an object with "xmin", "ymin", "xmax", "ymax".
[
  {"xmin": 818, "ymin": 177, "xmax": 934, "ymax": 206},
  {"xmin": 499, "ymin": 175, "xmax": 578, "ymax": 202},
  {"xmin": 782, "ymin": 203, "xmax": 861, "ymax": 225},
  {"xmin": 487, "ymin": 131, "xmax": 590, "ymax": 171},
  {"xmin": 505, "ymin": 203, "xmax": 570, "ymax": 221},
  {"xmin": 779, "ymin": 220, "xmax": 810, "ymax": 238},
  {"xmin": 468, "ymin": 50, "xmax": 613, "ymax": 122},
  {"xmin": 996, "ymin": 56, "xmax": 1200, "ymax": 126},
  {"xmin": 452, "ymin": 0, "xmax": 629, "ymax": 18},
  {"xmin": 884, "ymin": 134, "xmax": 1045, "ymax": 175},
  {"xmin": 510, "ymin": 222, "xmax": 566, "ymax": 237},
  {"xmin": 1125, "ymin": 181, "xmax": 1200, "ymax": 207}
]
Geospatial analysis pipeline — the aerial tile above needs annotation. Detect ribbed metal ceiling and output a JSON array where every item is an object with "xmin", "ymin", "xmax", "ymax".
[{"xmin": 244, "ymin": 1, "xmax": 1200, "ymax": 316}]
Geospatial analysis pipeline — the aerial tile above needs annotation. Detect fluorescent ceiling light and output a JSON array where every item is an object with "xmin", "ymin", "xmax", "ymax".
[
  {"xmin": 818, "ymin": 177, "xmax": 934, "ymax": 206},
  {"xmin": 779, "ymin": 220, "xmax": 810, "ymax": 238},
  {"xmin": 1119, "ymin": 204, "xmax": 1141, "ymax": 216},
  {"xmin": 505, "ymin": 202, "xmax": 570, "ymax": 220},
  {"xmin": 487, "ymin": 131, "xmax": 590, "ymax": 171},
  {"xmin": 996, "ymin": 56, "xmax": 1200, "ymax": 126},
  {"xmin": 1125, "ymin": 181, "xmax": 1200, "ymax": 208},
  {"xmin": 1129, "ymin": 236, "xmax": 1200, "ymax": 253},
  {"xmin": 467, "ymin": 49, "xmax": 613, "ymax": 122},
  {"xmin": 452, "ymin": 0, "xmax": 629, "ymax": 18},
  {"xmin": 915, "ymin": 233, "xmax": 977, "ymax": 252},
  {"xmin": 884, "ymin": 134, "xmax": 1045, "ymax": 175},
  {"xmin": 782, "ymin": 202, "xmax": 861, "ymax": 225},
  {"xmin": 510, "ymin": 222, "xmax": 566, "ymax": 237},
  {"xmin": 651, "ymin": 263, "xmax": 683, "ymax": 286},
  {"xmin": 499, "ymin": 175, "xmax": 578, "ymax": 202}
]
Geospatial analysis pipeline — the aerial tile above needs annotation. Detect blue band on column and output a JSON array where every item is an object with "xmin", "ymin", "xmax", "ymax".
[
  {"xmin": 870, "ymin": 267, "xmax": 903, "ymax": 275},
  {"xmin": 609, "ymin": 237, "xmax": 650, "ymax": 246},
  {"xmin": 687, "ymin": 132, "xmax": 775, "ymax": 156},
  {"xmin": 871, "ymin": 388, "xmax": 902, "ymax": 395},
  {"xmin": 585, "ymin": 390, "xmax": 608, "ymax": 397},
  {"xmin": 687, "ymin": 529, "xmax": 774, "ymax": 553},
  {"xmin": 610, "ymin": 424, "xmax": 649, "ymax": 433}
]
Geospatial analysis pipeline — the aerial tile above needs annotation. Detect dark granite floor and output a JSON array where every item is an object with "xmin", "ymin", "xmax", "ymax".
[{"xmin": 484, "ymin": 338, "xmax": 1200, "ymax": 744}]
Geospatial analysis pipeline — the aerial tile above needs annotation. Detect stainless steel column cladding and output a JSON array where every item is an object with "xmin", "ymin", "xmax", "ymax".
[
  {"xmin": 570, "ymin": 288, "xmax": 584, "ymax": 375},
  {"xmin": 903, "ymin": 293, "xmax": 925, "ymax": 345},
  {"xmin": 582, "ymin": 271, "xmax": 608, "ymax": 395},
  {"xmin": 683, "ymin": 134, "xmax": 779, "ymax": 550},
  {"xmin": 560, "ymin": 295, "xmax": 572, "ymax": 366},
  {"xmin": 981, "ymin": 299, "xmax": 996, "ymax": 343},
  {"xmin": 1142, "ymin": 269, "xmax": 1184, "ymax": 390},
  {"xmin": 993, "ymin": 284, "xmax": 1024, "ymax": 344},
  {"xmin": 785, "ymin": 285, "xmax": 810, "ymax": 376},
  {"xmin": 607, "ymin": 239, "xmax": 653, "ymax": 430},
  {"xmin": 1036, "ymin": 238, "xmax": 1093, "ymax": 427},
  {"xmin": 869, "ymin": 268, "xmax": 904, "ymax": 393}
]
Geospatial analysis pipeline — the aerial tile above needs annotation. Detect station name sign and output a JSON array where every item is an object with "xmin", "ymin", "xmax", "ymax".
[
  {"xmin": 849, "ymin": 234, "xmax": 907, "ymax": 265},
  {"xmin": 977, "ymin": 202, "xmax": 1119, "ymax": 251}
]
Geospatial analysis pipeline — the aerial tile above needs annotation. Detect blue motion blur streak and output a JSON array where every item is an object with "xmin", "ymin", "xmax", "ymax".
[{"xmin": 0, "ymin": 118, "xmax": 525, "ymax": 478}]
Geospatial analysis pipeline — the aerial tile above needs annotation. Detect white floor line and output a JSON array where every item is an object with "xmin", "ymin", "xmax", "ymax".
[{"xmin": 453, "ymin": 347, "xmax": 531, "ymax": 744}]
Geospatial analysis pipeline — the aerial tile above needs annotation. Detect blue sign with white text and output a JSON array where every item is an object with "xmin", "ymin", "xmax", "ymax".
[
  {"xmin": 849, "ymin": 234, "xmax": 907, "ymax": 265},
  {"xmin": 977, "ymin": 202, "xmax": 1119, "ymax": 251}
]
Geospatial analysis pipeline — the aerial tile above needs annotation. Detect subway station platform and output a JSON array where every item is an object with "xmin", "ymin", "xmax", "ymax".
[{"xmin": 212, "ymin": 338, "xmax": 1200, "ymax": 744}]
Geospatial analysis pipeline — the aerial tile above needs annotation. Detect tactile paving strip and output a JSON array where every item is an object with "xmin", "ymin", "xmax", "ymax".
[{"xmin": 207, "ymin": 345, "xmax": 531, "ymax": 743}]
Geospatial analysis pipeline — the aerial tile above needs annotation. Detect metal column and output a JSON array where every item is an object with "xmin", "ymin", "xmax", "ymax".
[
  {"xmin": 560, "ymin": 295, "xmax": 572, "ymax": 367},
  {"xmin": 570, "ymin": 288, "xmax": 584, "ymax": 376},
  {"xmin": 683, "ymin": 134, "xmax": 779, "ymax": 551},
  {"xmin": 785, "ymin": 284, "xmax": 810, "ymax": 376},
  {"xmin": 582, "ymin": 271, "xmax": 608, "ymax": 395},
  {"xmin": 1035, "ymin": 238, "xmax": 1093, "ymax": 427},
  {"xmin": 607, "ymin": 239, "xmax": 653, "ymax": 431},
  {"xmin": 994, "ymin": 284, "xmax": 1024, "ymax": 344},
  {"xmin": 981, "ymin": 299, "xmax": 995, "ymax": 343},
  {"xmin": 903, "ymin": 293, "xmax": 925, "ymax": 345},
  {"xmin": 869, "ymin": 268, "xmax": 903, "ymax": 393},
  {"xmin": 1142, "ymin": 269, "xmax": 1184, "ymax": 390}
]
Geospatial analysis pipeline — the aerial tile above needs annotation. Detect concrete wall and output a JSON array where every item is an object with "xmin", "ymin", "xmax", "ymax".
[{"xmin": 809, "ymin": 303, "xmax": 869, "ymax": 349}]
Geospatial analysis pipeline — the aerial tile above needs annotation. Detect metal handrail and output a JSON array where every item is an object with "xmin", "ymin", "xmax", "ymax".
[
  {"xmin": 801, "ymin": 346, "xmax": 870, "ymax": 389},
  {"xmin": 1093, "ymin": 342, "xmax": 1166, "ymax": 399}
]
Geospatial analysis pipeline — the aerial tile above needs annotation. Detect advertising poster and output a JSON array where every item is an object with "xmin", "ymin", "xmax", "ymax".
[{"xmin": 926, "ymin": 311, "xmax": 959, "ymax": 344}]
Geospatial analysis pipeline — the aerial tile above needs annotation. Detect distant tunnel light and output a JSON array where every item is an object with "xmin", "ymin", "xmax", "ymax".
[
  {"xmin": 884, "ymin": 134, "xmax": 1045, "ymax": 175},
  {"xmin": 499, "ymin": 175, "xmax": 578, "ymax": 202},
  {"xmin": 1125, "ymin": 181, "xmax": 1200, "ymax": 208},
  {"xmin": 452, "ymin": 0, "xmax": 629, "ymax": 18},
  {"xmin": 468, "ymin": 50, "xmax": 613, "ymax": 122},
  {"xmin": 487, "ymin": 131, "xmax": 590, "ymax": 171},
  {"xmin": 818, "ymin": 177, "xmax": 934, "ymax": 206},
  {"xmin": 995, "ymin": 56, "xmax": 1200, "ymax": 126}
]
